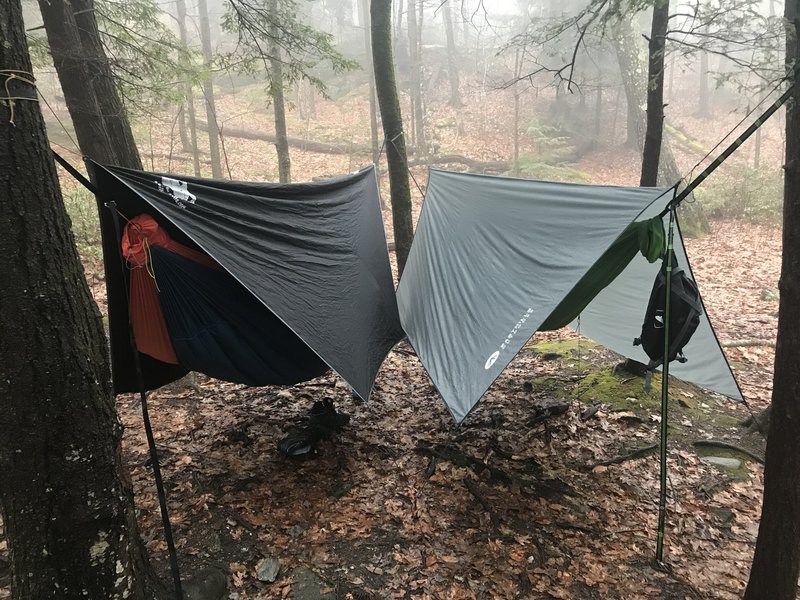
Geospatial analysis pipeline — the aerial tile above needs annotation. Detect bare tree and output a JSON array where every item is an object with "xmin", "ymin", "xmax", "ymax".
[
  {"xmin": 268, "ymin": 0, "xmax": 291, "ymax": 182},
  {"xmin": 407, "ymin": 0, "xmax": 426, "ymax": 153},
  {"xmin": 360, "ymin": 0, "xmax": 381, "ymax": 167},
  {"xmin": 176, "ymin": 0, "xmax": 202, "ymax": 175},
  {"xmin": 698, "ymin": 39, "xmax": 712, "ymax": 117},
  {"xmin": 372, "ymin": 0, "xmax": 414, "ymax": 274},
  {"xmin": 640, "ymin": 0, "xmax": 670, "ymax": 186},
  {"xmin": 198, "ymin": 0, "xmax": 223, "ymax": 178},
  {"xmin": 443, "ymin": 0, "xmax": 463, "ymax": 107}
]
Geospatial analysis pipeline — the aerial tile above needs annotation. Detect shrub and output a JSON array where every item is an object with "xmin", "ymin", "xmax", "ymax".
[
  {"xmin": 694, "ymin": 167, "xmax": 783, "ymax": 224},
  {"xmin": 517, "ymin": 118, "xmax": 592, "ymax": 182},
  {"xmin": 62, "ymin": 186, "xmax": 103, "ymax": 262}
]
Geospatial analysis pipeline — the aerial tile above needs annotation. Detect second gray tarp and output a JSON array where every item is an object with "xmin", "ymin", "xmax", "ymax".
[{"xmin": 397, "ymin": 169, "xmax": 741, "ymax": 423}]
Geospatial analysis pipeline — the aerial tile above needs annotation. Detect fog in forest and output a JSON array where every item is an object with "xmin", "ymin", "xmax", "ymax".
[
  {"xmin": 21, "ymin": 0, "xmax": 785, "ymax": 229},
  {"xmin": 3, "ymin": 0, "xmax": 795, "ymax": 598}
]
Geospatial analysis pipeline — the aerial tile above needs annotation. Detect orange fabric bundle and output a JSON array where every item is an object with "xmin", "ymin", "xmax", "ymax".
[
  {"xmin": 122, "ymin": 214, "xmax": 218, "ymax": 269},
  {"xmin": 121, "ymin": 214, "xmax": 219, "ymax": 364}
]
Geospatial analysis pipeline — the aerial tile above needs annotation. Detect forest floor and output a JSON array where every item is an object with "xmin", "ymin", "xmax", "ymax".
[{"xmin": 0, "ymin": 73, "xmax": 785, "ymax": 599}]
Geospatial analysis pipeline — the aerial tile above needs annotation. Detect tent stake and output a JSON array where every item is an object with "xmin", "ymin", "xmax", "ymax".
[{"xmin": 655, "ymin": 206, "xmax": 677, "ymax": 567}]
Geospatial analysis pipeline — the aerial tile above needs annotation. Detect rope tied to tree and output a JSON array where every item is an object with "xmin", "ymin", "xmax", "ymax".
[
  {"xmin": 0, "ymin": 69, "xmax": 39, "ymax": 126},
  {"xmin": 5, "ymin": 70, "xmax": 86, "ymax": 156},
  {"xmin": 384, "ymin": 129, "xmax": 426, "ymax": 198}
]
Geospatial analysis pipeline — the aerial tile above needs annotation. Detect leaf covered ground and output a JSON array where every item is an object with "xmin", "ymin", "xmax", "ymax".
[
  {"xmin": 114, "ymin": 332, "xmax": 767, "ymax": 600},
  {"xmin": 0, "ymin": 71, "xmax": 785, "ymax": 599}
]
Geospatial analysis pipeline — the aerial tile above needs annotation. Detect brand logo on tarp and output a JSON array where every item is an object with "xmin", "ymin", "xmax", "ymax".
[
  {"xmin": 484, "ymin": 307, "xmax": 534, "ymax": 370},
  {"xmin": 156, "ymin": 177, "xmax": 196, "ymax": 209}
]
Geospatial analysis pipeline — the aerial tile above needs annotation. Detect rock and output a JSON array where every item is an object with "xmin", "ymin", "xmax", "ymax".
[
  {"xmin": 256, "ymin": 556, "xmax": 281, "ymax": 582},
  {"xmin": 182, "ymin": 566, "xmax": 228, "ymax": 600},
  {"xmin": 290, "ymin": 566, "xmax": 335, "ymax": 600},
  {"xmin": 207, "ymin": 533, "xmax": 222, "ymax": 554},
  {"xmin": 614, "ymin": 359, "xmax": 649, "ymax": 377},
  {"xmin": 330, "ymin": 480, "xmax": 354, "ymax": 499},
  {"xmin": 701, "ymin": 456, "xmax": 742, "ymax": 470},
  {"xmin": 710, "ymin": 506, "xmax": 736, "ymax": 524},
  {"xmin": 760, "ymin": 287, "xmax": 779, "ymax": 302}
]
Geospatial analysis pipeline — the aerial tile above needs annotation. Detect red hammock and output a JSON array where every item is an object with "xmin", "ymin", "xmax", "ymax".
[{"xmin": 121, "ymin": 214, "xmax": 219, "ymax": 364}]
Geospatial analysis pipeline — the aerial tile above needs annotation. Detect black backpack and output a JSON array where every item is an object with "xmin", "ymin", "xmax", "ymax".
[{"xmin": 634, "ymin": 252, "xmax": 702, "ymax": 379}]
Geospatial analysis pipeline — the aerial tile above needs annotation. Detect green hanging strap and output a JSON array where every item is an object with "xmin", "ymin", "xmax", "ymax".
[{"xmin": 655, "ymin": 204, "xmax": 677, "ymax": 567}]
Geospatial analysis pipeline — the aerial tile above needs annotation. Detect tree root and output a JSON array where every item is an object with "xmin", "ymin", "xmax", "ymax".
[
  {"xmin": 692, "ymin": 440, "xmax": 765, "ymax": 464},
  {"xmin": 415, "ymin": 440, "xmax": 512, "ymax": 484},
  {"xmin": 720, "ymin": 339, "xmax": 776, "ymax": 348},
  {"xmin": 590, "ymin": 444, "xmax": 658, "ymax": 469},
  {"xmin": 415, "ymin": 440, "xmax": 574, "ymax": 500},
  {"xmin": 464, "ymin": 478, "xmax": 500, "ymax": 530}
]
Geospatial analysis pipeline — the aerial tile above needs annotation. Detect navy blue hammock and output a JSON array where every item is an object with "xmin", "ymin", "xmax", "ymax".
[{"xmin": 148, "ymin": 244, "xmax": 329, "ymax": 386}]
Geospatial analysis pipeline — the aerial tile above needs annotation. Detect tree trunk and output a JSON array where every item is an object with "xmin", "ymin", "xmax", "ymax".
[
  {"xmin": 594, "ymin": 85, "xmax": 603, "ymax": 137},
  {"xmin": 177, "ymin": 105, "xmax": 191, "ymax": 152},
  {"xmin": 754, "ymin": 125, "xmax": 762, "ymax": 169},
  {"xmin": 296, "ymin": 79, "xmax": 316, "ymax": 120},
  {"xmin": 307, "ymin": 80, "xmax": 317, "ymax": 118},
  {"xmin": 640, "ymin": 0, "xmax": 669, "ymax": 187},
  {"xmin": 268, "ymin": 0, "xmax": 291, "ymax": 183},
  {"xmin": 613, "ymin": 19, "xmax": 647, "ymax": 151},
  {"xmin": 394, "ymin": 0, "xmax": 404, "ymax": 44},
  {"xmin": 698, "ymin": 45, "xmax": 711, "ymax": 118},
  {"xmin": 443, "ymin": 1, "xmax": 462, "ymax": 107},
  {"xmin": 611, "ymin": 86, "xmax": 622, "ymax": 140},
  {"xmin": 360, "ymin": 0, "xmax": 381, "ymax": 169},
  {"xmin": 460, "ymin": 2, "xmax": 470, "ymax": 51},
  {"xmin": 512, "ymin": 47, "xmax": 522, "ymax": 175},
  {"xmin": 371, "ymin": 0, "xmax": 414, "ymax": 275},
  {"xmin": 667, "ymin": 59, "xmax": 674, "ymax": 101},
  {"xmin": 38, "ymin": 0, "xmax": 117, "ymax": 163},
  {"xmin": 70, "ymin": 0, "xmax": 142, "ymax": 169},
  {"xmin": 0, "ymin": 2, "xmax": 164, "ymax": 598},
  {"xmin": 743, "ymin": 0, "xmax": 800, "ymax": 595},
  {"xmin": 407, "ymin": 0, "xmax": 426, "ymax": 154},
  {"xmin": 614, "ymin": 17, "xmax": 708, "ymax": 233},
  {"xmin": 198, "ymin": 0, "xmax": 223, "ymax": 178},
  {"xmin": 176, "ymin": 0, "xmax": 202, "ymax": 175},
  {"xmin": 513, "ymin": 89, "xmax": 520, "ymax": 175}
]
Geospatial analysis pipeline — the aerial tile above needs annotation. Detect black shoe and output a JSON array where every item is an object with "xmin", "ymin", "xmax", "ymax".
[
  {"xmin": 309, "ymin": 398, "xmax": 350, "ymax": 434},
  {"xmin": 277, "ymin": 429, "xmax": 316, "ymax": 459}
]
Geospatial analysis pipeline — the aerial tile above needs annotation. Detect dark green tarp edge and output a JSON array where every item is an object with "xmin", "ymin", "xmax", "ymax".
[{"xmin": 541, "ymin": 217, "xmax": 666, "ymax": 330}]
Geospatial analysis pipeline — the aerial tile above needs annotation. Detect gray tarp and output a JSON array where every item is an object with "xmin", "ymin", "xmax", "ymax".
[
  {"xmin": 397, "ymin": 169, "xmax": 741, "ymax": 423},
  {"xmin": 92, "ymin": 162, "xmax": 404, "ymax": 399}
]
